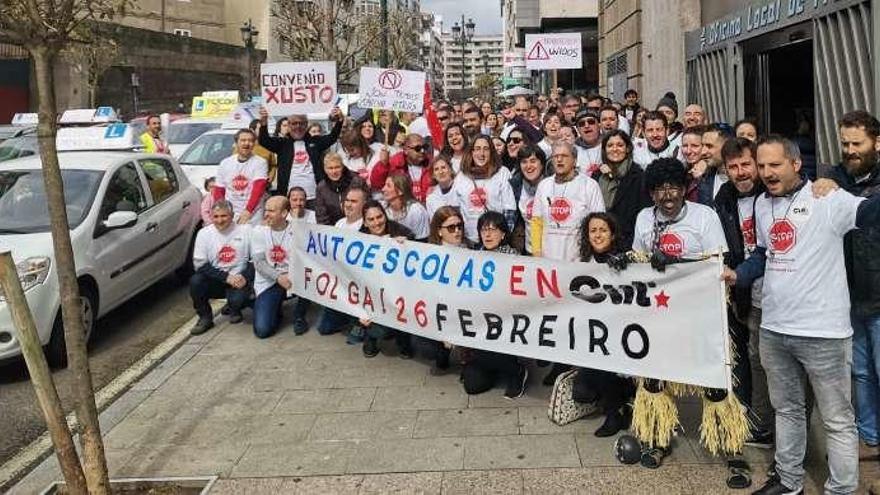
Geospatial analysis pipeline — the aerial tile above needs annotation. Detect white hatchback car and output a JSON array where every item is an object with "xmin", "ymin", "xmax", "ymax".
[
  {"xmin": 177, "ymin": 128, "xmax": 236, "ymax": 193},
  {"xmin": 0, "ymin": 151, "xmax": 202, "ymax": 366}
]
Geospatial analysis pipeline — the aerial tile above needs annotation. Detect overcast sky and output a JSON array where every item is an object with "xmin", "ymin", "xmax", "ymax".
[{"xmin": 420, "ymin": 0, "xmax": 504, "ymax": 35}]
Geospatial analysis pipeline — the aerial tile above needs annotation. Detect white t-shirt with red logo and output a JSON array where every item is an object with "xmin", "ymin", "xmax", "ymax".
[
  {"xmin": 193, "ymin": 223, "xmax": 250, "ymax": 277},
  {"xmin": 532, "ymin": 174, "xmax": 605, "ymax": 261},
  {"xmin": 576, "ymin": 144, "xmax": 602, "ymax": 177},
  {"xmin": 217, "ymin": 154, "xmax": 268, "ymax": 224},
  {"xmin": 754, "ymin": 184, "xmax": 865, "ymax": 338},
  {"xmin": 632, "ymin": 201, "xmax": 728, "ymax": 258},
  {"xmin": 426, "ymin": 175, "xmax": 464, "ymax": 219},
  {"xmin": 518, "ymin": 183, "xmax": 538, "ymax": 255},
  {"xmin": 387, "ymin": 200, "xmax": 430, "ymax": 239},
  {"xmin": 342, "ymin": 148, "xmax": 383, "ymax": 184},
  {"xmin": 251, "ymin": 222, "xmax": 295, "ymax": 296},
  {"xmin": 737, "ymin": 195, "xmax": 763, "ymax": 308},
  {"xmin": 454, "ymin": 167, "xmax": 516, "ymax": 243},
  {"xmin": 290, "ymin": 141, "xmax": 317, "ymax": 198},
  {"xmin": 632, "ymin": 138, "xmax": 681, "ymax": 169}
]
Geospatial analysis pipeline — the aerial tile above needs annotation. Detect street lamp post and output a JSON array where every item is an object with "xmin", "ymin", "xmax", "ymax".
[
  {"xmin": 482, "ymin": 51, "xmax": 490, "ymax": 101},
  {"xmin": 240, "ymin": 18, "xmax": 259, "ymax": 99},
  {"xmin": 451, "ymin": 16, "xmax": 474, "ymax": 100}
]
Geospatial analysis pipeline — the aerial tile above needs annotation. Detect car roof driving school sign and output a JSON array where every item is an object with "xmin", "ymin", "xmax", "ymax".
[
  {"xmin": 261, "ymin": 62, "xmax": 337, "ymax": 116},
  {"xmin": 357, "ymin": 67, "xmax": 426, "ymax": 113},
  {"xmin": 525, "ymin": 33, "xmax": 582, "ymax": 70}
]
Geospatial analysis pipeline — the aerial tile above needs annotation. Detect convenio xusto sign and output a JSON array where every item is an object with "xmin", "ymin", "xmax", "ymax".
[{"xmin": 699, "ymin": 0, "xmax": 831, "ymax": 49}]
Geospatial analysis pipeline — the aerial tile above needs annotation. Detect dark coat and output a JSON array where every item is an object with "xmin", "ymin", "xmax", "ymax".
[
  {"xmin": 258, "ymin": 120, "xmax": 342, "ymax": 193},
  {"xmin": 714, "ymin": 180, "xmax": 765, "ymax": 319},
  {"xmin": 828, "ymin": 164, "xmax": 880, "ymax": 316},
  {"xmin": 314, "ymin": 171, "xmax": 366, "ymax": 226},
  {"xmin": 592, "ymin": 164, "xmax": 651, "ymax": 249}
]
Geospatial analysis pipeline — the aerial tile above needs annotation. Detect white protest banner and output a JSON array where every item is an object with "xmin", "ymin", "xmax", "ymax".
[
  {"xmin": 357, "ymin": 67, "xmax": 426, "ymax": 113},
  {"xmin": 261, "ymin": 62, "xmax": 337, "ymax": 116},
  {"xmin": 525, "ymin": 33, "xmax": 583, "ymax": 70},
  {"xmin": 291, "ymin": 225, "xmax": 732, "ymax": 389}
]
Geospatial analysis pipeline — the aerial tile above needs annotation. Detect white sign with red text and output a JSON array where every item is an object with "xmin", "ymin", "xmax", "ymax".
[
  {"xmin": 261, "ymin": 62, "xmax": 337, "ymax": 116},
  {"xmin": 357, "ymin": 67, "xmax": 426, "ymax": 113},
  {"xmin": 291, "ymin": 224, "xmax": 732, "ymax": 389},
  {"xmin": 525, "ymin": 33, "xmax": 583, "ymax": 70}
]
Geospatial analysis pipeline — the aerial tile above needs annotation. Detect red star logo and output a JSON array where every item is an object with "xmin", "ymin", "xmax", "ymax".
[{"xmin": 654, "ymin": 290, "xmax": 670, "ymax": 308}]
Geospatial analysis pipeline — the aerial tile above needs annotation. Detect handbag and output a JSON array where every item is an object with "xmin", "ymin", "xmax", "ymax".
[{"xmin": 548, "ymin": 369, "xmax": 598, "ymax": 426}]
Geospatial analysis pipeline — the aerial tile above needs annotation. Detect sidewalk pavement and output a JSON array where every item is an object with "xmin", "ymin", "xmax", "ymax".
[{"xmin": 10, "ymin": 307, "xmax": 865, "ymax": 494}]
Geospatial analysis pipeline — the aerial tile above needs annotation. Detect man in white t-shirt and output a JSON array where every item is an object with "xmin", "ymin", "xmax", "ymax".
[
  {"xmin": 531, "ymin": 142, "xmax": 605, "ymax": 262},
  {"xmin": 633, "ymin": 112, "xmax": 681, "ymax": 170},
  {"xmin": 251, "ymin": 196, "xmax": 294, "ymax": 339},
  {"xmin": 574, "ymin": 110, "xmax": 603, "ymax": 176},
  {"xmin": 724, "ymin": 135, "xmax": 880, "ymax": 495},
  {"xmin": 213, "ymin": 129, "xmax": 268, "ymax": 225},
  {"xmin": 190, "ymin": 200, "xmax": 252, "ymax": 335}
]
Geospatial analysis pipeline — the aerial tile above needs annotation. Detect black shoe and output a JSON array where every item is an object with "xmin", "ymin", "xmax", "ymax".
[
  {"xmin": 398, "ymin": 344, "xmax": 413, "ymax": 360},
  {"xmin": 293, "ymin": 318, "xmax": 308, "ymax": 335},
  {"xmin": 751, "ymin": 476, "xmax": 801, "ymax": 495},
  {"xmin": 229, "ymin": 311, "xmax": 243, "ymax": 324},
  {"xmin": 504, "ymin": 366, "xmax": 528, "ymax": 399},
  {"xmin": 745, "ymin": 427, "xmax": 774, "ymax": 449},
  {"xmin": 363, "ymin": 337, "xmax": 379, "ymax": 358},
  {"xmin": 190, "ymin": 317, "xmax": 214, "ymax": 335},
  {"xmin": 220, "ymin": 304, "xmax": 231, "ymax": 315},
  {"xmin": 595, "ymin": 410, "xmax": 626, "ymax": 438}
]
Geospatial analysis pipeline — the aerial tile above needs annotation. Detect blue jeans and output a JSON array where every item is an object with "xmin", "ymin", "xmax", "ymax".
[
  {"xmin": 760, "ymin": 328, "xmax": 858, "ymax": 494},
  {"xmin": 852, "ymin": 313, "xmax": 880, "ymax": 445},
  {"xmin": 253, "ymin": 284, "xmax": 286, "ymax": 339}
]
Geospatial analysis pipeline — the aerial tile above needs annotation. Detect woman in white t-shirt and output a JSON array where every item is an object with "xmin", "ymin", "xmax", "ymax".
[
  {"xmin": 425, "ymin": 155, "xmax": 461, "ymax": 218},
  {"xmin": 339, "ymin": 130, "xmax": 387, "ymax": 187},
  {"xmin": 455, "ymin": 135, "xmax": 517, "ymax": 244},
  {"xmin": 537, "ymin": 113, "xmax": 563, "ymax": 158},
  {"xmin": 382, "ymin": 174, "xmax": 430, "ymax": 241},
  {"xmin": 440, "ymin": 123, "xmax": 469, "ymax": 173}
]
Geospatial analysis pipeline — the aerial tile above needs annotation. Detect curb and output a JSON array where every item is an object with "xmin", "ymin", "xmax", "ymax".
[{"xmin": 0, "ymin": 309, "xmax": 213, "ymax": 491}]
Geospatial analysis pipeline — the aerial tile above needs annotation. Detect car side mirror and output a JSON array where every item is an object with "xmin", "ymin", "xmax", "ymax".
[{"xmin": 103, "ymin": 211, "xmax": 138, "ymax": 230}]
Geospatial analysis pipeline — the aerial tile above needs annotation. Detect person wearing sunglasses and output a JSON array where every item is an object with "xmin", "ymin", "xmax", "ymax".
[
  {"xmin": 258, "ymin": 105, "xmax": 343, "ymax": 198},
  {"xmin": 574, "ymin": 109, "xmax": 603, "ymax": 176},
  {"xmin": 370, "ymin": 133, "xmax": 433, "ymax": 203}
]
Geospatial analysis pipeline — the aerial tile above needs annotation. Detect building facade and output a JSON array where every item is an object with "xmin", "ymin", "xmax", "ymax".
[
  {"xmin": 420, "ymin": 13, "xmax": 446, "ymax": 97},
  {"xmin": 442, "ymin": 34, "xmax": 504, "ymax": 100}
]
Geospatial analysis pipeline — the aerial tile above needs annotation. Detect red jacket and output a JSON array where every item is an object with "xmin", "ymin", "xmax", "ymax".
[{"xmin": 370, "ymin": 151, "xmax": 433, "ymax": 203}]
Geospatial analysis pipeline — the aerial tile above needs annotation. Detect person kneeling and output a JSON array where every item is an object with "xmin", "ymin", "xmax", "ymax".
[
  {"xmin": 251, "ymin": 196, "xmax": 295, "ymax": 339},
  {"xmin": 190, "ymin": 200, "xmax": 253, "ymax": 335}
]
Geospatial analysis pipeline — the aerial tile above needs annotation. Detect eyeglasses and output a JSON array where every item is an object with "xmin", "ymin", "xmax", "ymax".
[
  {"xmin": 408, "ymin": 144, "xmax": 425, "ymax": 152},
  {"xmin": 508, "ymin": 137, "xmax": 523, "ymax": 144},
  {"xmin": 653, "ymin": 185, "xmax": 683, "ymax": 196},
  {"xmin": 578, "ymin": 119, "xmax": 598, "ymax": 127},
  {"xmin": 442, "ymin": 222, "xmax": 463, "ymax": 233}
]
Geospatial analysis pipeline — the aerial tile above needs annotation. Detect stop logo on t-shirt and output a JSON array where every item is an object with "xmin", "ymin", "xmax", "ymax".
[
  {"xmin": 741, "ymin": 216, "xmax": 756, "ymax": 249},
  {"xmin": 231, "ymin": 174, "xmax": 249, "ymax": 192},
  {"xmin": 658, "ymin": 232, "xmax": 684, "ymax": 257},
  {"xmin": 525, "ymin": 198, "xmax": 535, "ymax": 220},
  {"xmin": 269, "ymin": 245, "xmax": 287, "ymax": 264},
  {"xmin": 549, "ymin": 198, "xmax": 572, "ymax": 223},
  {"xmin": 294, "ymin": 150, "xmax": 309, "ymax": 164},
  {"xmin": 769, "ymin": 219, "xmax": 796, "ymax": 254},
  {"xmin": 469, "ymin": 187, "xmax": 488, "ymax": 208},
  {"xmin": 218, "ymin": 245, "xmax": 237, "ymax": 264}
]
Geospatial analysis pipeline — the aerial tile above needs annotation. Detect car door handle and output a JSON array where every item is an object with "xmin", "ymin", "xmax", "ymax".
[
  {"xmin": 145, "ymin": 222, "xmax": 158, "ymax": 232},
  {"xmin": 182, "ymin": 200, "xmax": 191, "ymax": 209}
]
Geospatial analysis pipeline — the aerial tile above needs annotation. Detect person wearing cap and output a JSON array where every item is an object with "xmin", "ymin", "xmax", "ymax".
[
  {"xmin": 574, "ymin": 109, "xmax": 603, "ymax": 176},
  {"xmin": 656, "ymin": 92, "xmax": 684, "ymax": 148},
  {"xmin": 139, "ymin": 114, "xmax": 169, "ymax": 154}
]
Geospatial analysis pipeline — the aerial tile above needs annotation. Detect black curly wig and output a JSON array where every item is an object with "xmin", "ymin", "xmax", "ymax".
[{"xmin": 644, "ymin": 157, "xmax": 688, "ymax": 192}]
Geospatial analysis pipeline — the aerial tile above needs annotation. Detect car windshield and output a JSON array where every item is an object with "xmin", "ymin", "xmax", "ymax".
[
  {"xmin": 168, "ymin": 122, "xmax": 221, "ymax": 144},
  {"xmin": 178, "ymin": 133, "xmax": 234, "ymax": 165},
  {"xmin": 0, "ymin": 136, "xmax": 38, "ymax": 162},
  {"xmin": 0, "ymin": 169, "xmax": 103, "ymax": 233}
]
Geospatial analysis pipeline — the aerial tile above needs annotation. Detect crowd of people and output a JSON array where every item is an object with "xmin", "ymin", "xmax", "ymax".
[{"xmin": 185, "ymin": 87, "xmax": 880, "ymax": 495}]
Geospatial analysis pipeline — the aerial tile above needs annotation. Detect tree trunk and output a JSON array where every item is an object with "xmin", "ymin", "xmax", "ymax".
[
  {"xmin": 0, "ymin": 253, "xmax": 87, "ymax": 494},
  {"xmin": 31, "ymin": 47, "xmax": 111, "ymax": 495}
]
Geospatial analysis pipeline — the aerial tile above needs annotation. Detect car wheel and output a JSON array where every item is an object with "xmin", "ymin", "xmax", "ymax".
[{"xmin": 47, "ymin": 286, "xmax": 97, "ymax": 368}]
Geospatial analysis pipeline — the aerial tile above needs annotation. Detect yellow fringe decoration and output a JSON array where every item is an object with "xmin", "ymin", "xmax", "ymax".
[
  {"xmin": 665, "ymin": 381, "xmax": 701, "ymax": 398},
  {"xmin": 699, "ymin": 393, "xmax": 751, "ymax": 456},
  {"xmin": 631, "ymin": 384, "xmax": 679, "ymax": 448}
]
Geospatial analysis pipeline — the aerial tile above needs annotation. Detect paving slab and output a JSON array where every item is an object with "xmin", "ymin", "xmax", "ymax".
[
  {"xmin": 358, "ymin": 472, "xmax": 443, "ymax": 494},
  {"xmin": 309, "ymin": 410, "xmax": 417, "ymax": 441},
  {"xmin": 413, "ymin": 408, "xmax": 519, "ymax": 438},
  {"xmin": 274, "ymin": 387, "xmax": 377, "ymax": 414},
  {"xmin": 463, "ymin": 434, "xmax": 581, "ymax": 470},
  {"xmin": 440, "ymin": 469, "xmax": 525, "ymax": 494},
  {"xmin": 371, "ymin": 385, "xmax": 469, "ymax": 411},
  {"xmin": 231, "ymin": 441, "xmax": 359, "ymax": 477},
  {"xmin": 347, "ymin": 437, "xmax": 465, "ymax": 474}
]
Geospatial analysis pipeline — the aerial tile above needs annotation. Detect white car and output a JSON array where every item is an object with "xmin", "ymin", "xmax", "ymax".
[
  {"xmin": 177, "ymin": 129, "xmax": 236, "ymax": 192},
  {"xmin": 0, "ymin": 151, "xmax": 202, "ymax": 366},
  {"xmin": 167, "ymin": 118, "xmax": 223, "ymax": 158}
]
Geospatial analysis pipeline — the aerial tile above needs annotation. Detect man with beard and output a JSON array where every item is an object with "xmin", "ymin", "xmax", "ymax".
[
  {"xmin": 213, "ymin": 129, "xmax": 268, "ymax": 225},
  {"xmin": 574, "ymin": 110, "xmax": 603, "ymax": 175},
  {"xmin": 825, "ymin": 111, "xmax": 880, "ymax": 466},
  {"xmin": 500, "ymin": 96, "xmax": 534, "ymax": 140},
  {"xmin": 633, "ymin": 111, "xmax": 680, "ymax": 169},
  {"xmin": 695, "ymin": 123, "xmax": 731, "ymax": 208},
  {"xmin": 680, "ymin": 126, "xmax": 706, "ymax": 201},
  {"xmin": 622, "ymin": 88, "xmax": 641, "ymax": 125},
  {"xmin": 683, "ymin": 104, "xmax": 707, "ymax": 129},
  {"xmin": 724, "ymin": 135, "xmax": 880, "ymax": 495},
  {"xmin": 462, "ymin": 105, "xmax": 483, "ymax": 140},
  {"xmin": 713, "ymin": 139, "xmax": 774, "ymax": 487},
  {"xmin": 599, "ymin": 105, "xmax": 620, "ymax": 135},
  {"xmin": 370, "ymin": 134, "xmax": 432, "ymax": 202},
  {"xmin": 258, "ymin": 106, "xmax": 343, "ymax": 198}
]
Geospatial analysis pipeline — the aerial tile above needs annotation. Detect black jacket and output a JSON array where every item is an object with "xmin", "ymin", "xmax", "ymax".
[
  {"xmin": 828, "ymin": 164, "xmax": 880, "ymax": 316},
  {"xmin": 315, "ymin": 170, "xmax": 366, "ymax": 226},
  {"xmin": 591, "ymin": 165, "xmax": 651, "ymax": 249},
  {"xmin": 258, "ymin": 120, "xmax": 342, "ymax": 193},
  {"xmin": 714, "ymin": 180, "xmax": 766, "ymax": 319}
]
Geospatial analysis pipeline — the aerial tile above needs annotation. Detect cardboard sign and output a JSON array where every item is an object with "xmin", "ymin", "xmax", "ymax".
[
  {"xmin": 261, "ymin": 62, "xmax": 337, "ymax": 116},
  {"xmin": 357, "ymin": 67, "xmax": 426, "ymax": 113},
  {"xmin": 191, "ymin": 91, "xmax": 240, "ymax": 119},
  {"xmin": 525, "ymin": 33, "xmax": 583, "ymax": 70}
]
